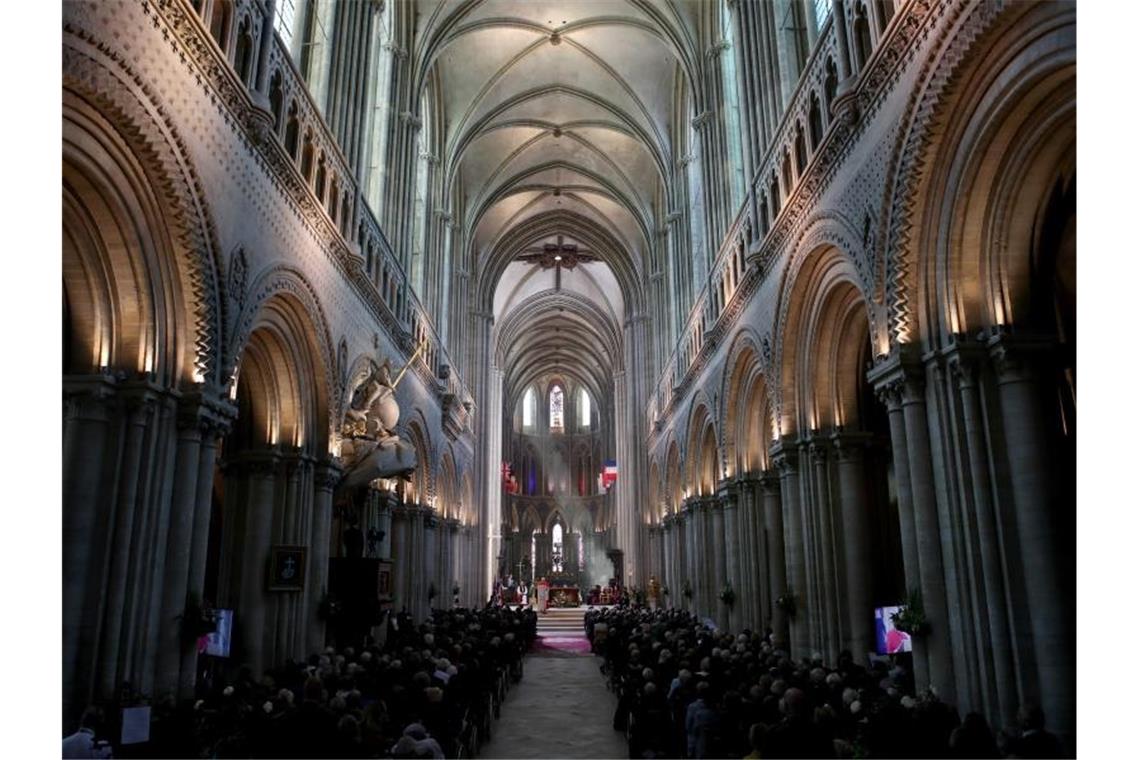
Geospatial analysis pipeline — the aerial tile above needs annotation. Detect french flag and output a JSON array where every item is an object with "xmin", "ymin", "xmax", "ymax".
[{"xmin": 603, "ymin": 460, "xmax": 618, "ymax": 489}]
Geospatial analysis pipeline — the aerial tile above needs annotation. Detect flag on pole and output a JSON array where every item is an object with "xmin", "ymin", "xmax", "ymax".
[{"xmin": 603, "ymin": 459, "xmax": 618, "ymax": 489}]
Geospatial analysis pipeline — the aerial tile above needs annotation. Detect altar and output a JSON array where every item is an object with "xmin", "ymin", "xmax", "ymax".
[{"xmin": 549, "ymin": 586, "xmax": 580, "ymax": 608}]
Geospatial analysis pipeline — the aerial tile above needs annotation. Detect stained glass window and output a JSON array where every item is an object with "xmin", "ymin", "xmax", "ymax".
[
  {"xmin": 552, "ymin": 524, "xmax": 564, "ymax": 573},
  {"xmin": 550, "ymin": 384, "xmax": 564, "ymax": 432},
  {"xmin": 579, "ymin": 388, "xmax": 591, "ymax": 430}
]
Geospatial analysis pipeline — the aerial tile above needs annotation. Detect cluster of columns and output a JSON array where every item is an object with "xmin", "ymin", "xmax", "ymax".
[
  {"xmin": 63, "ymin": 373, "xmax": 235, "ymax": 724},
  {"xmin": 868, "ymin": 334, "xmax": 1074, "ymax": 735},
  {"xmin": 389, "ymin": 502, "xmax": 470, "ymax": 620},
  {"xmin": 217, "ymin": 448, "xmax": 340, "ymax": 677},
  {"xmin": 649, "ymin": 328, "xmax": 1073, "ymax": 738}
]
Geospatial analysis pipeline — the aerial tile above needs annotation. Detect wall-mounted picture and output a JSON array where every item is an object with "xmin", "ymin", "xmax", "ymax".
[{"xmin": 268, "ymin": 546, "xmax": 306, "ymax": 591}]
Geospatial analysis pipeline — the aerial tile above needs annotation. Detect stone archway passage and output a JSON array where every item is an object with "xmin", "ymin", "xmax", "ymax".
[{"xmin": 478, "ymin": 646, "xmax": 626, "ymax": 758}]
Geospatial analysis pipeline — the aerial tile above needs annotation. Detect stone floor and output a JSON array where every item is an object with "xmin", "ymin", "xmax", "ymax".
[{"xmin": 478, "ymin": 643, "xmax": 627, "ymax": 759}]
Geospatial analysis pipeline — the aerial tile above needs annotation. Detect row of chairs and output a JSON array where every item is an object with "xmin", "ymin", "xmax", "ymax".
[{"xmin": 454, "ymin": 659, "xmax": 526, "ymax": 758}]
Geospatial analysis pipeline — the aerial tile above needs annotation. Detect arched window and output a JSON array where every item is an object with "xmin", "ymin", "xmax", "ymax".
[
  {"xmin": 297, "ymin": 0, "xmax": 334, "ymax": 113},
  {"xmin": 234, "ymin": 16, "xmax": 254, "ymax": 85},
  {"xmin": 530, "ymin": 530, "xmax": 537, "ymax": 580},
  {"xmin": 209, "ymin": 0, "xmax": 232, "ymax": 50},
  {"xmin": 579, "ymin": 388, "xmax": 591, "ymax": 430},
  {"xmin": 411, "ymin": 91, "xmax": 431, "ymax": 296},
  {"xmin": 549, "ymin": 384, "xmax": 564, "ymax": 433},
  {"xmin": 854, "ymin": 3, "xmax": 873, "ymax": 70},
  {"xmin": 274, "ymin": 0, "xmax": 300, "ymax": 50},
  {"xmin": 812, "ymin": 0, "xmax": 831, "ymax": 31},
  {"xmin": 363, "ymin": 0, "xmax": 394, "ymax": 215},
  {"xmin": 809, "ymin": 92, "xmax": 824, "ymax": 148},
  {"xmin": 522, "ymin": 388, "xmax": 536, "ymax": 431},
  {"xmin": 720, "ymin": 1, "xmax": 745, "ymax": 207},
  {"xmin": 552, "ymin": 523, "xmax": 564, "ymax": 573},
  {"xmin": 284, "ymin": 102, "xmax": 300, "ymax": 157},
  {"xmin": 269, "ymin": 72, "xmax": 284, "ymax": 132}
]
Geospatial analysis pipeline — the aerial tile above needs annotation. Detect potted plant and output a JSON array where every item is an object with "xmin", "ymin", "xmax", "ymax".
[
  {"xmin": 891, "ymin": 588, "xmax": 929, "ymax": 635},
  {"xmin": 428, "ymin": 582, "xmax": 438, "ymax": 603},
  {"xmin": 776, "ymin": 589, "xmax": 797, "ymax": 618},
  {"xmin": 682, "ymin": 580, "xmax": 693, "ymax": 600},
  {"xmin": 719, "ymin": 583, "xmax": 736, "ymax": 609}
]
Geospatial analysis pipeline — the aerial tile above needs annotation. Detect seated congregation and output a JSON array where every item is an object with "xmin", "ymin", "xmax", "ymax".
[
  {"xmin": 586, "ymin": 606, "xmax": 1067, "ymax": 759},
  {"xmin": 68, "ymin": 606, "xmax": 536, "ymax": 759}
]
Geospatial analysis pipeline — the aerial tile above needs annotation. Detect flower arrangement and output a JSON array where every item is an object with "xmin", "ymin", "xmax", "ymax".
[
  {"xmin": 662, "ymin": 586, "xmax": 670, "ymax": 597},
  {"xmin": 891, "ymin": 588, "xmax": 929, "ymax": 635},
  {"xmin": 682, "ymin": 580, "xmax": 693, "ymax": 599},
  {"xmin": 719, "ymin": 583, "xmax": 736, "ymax": 608},
  {"xmin": 633, "ymin": 587, "xmax": 647, "ymax": 606},
  {"xmin": 776, "ymin": 590, "xmax": 797, "ymax": 618},
  {"xmin": 452, "ymin": 583, "xmax": 461, "ymax": 598}
]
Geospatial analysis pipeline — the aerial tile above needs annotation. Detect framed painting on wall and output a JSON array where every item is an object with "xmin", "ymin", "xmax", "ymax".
[{"xmin": 268, "ymin": 546, "xmax": 306, "ymax": 591}]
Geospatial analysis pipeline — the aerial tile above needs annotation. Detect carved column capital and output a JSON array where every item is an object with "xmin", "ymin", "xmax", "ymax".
[
  {"xmin": 314, "ymin": 459, "xmax": 344, "ymax": 492},
  {"xmin": 985, "ymin": 327, "xmax": 1053, "ymax": 384},
  {"xmin": 831, "ymin": 430, "xmax": 873, "ymax": 462}
]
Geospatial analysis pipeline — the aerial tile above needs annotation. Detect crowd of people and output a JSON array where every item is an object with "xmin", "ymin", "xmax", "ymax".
[
  {"xmin": 65, "ymin": 605, "xmax": 536, "ymax": 759},
  {"xmin": 585, "ymin": 606, "xmax": 1068, "ymax": 759}
]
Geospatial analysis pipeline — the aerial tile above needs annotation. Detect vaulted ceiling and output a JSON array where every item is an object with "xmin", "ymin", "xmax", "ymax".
[{"xmin": 413, "ymin": 0, "xmax": 708, "ymax": 410}]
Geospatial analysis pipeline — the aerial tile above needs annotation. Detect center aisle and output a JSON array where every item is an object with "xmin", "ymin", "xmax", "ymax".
[{"xmin": 479, "ymin": 609, "xmax": 626, "ymax": 759}]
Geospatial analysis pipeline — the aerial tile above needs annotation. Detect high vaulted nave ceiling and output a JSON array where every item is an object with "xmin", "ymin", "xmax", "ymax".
[
  {"xmin": 424, "ymin": 0, "xmax": 703, "ymax": 404},
  {"xmin": 429, "ymin": 0, "xmax": 684, "ymax": 255}
]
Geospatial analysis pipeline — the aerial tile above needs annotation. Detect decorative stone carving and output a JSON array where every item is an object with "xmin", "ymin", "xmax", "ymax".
[{"xmin": 339, "ymin": 344, "xmax": 427, "ymax": 490}]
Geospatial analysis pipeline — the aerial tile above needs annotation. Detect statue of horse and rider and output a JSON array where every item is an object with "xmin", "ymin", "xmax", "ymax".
[{"xmin": 338, "ymin": 343, "xmax": 424, "ymax": 491}]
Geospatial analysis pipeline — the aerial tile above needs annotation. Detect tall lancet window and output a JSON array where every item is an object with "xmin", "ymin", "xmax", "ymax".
[
  {"xmin": 549, "ymin": 384, "xmax": 564, "ymax": 433},
  {"xmin": 522, "ymin": 388, "xmax": 536, "ymax": 431},
  {"xmin": 721, "ymin": 0, "xmax": 745, "ymax": 207},
  {"xmin": 813, "ymin": 0, "xmax": 831, "ymax": 31},
  {"xmin": 552, "ymin": 523, "xmax": 564, "ymax": 573},
  {"xmin": 579, "ymin": 388, "xmax": 591, "ymax": 431}
]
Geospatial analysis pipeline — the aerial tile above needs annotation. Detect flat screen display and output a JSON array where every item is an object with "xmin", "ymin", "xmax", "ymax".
[
  {"xmin": 874, "ymin": 605, "xmax": 913, "ymax": 654},
  {"xmin": 206, "ymin": 609, "xmax": 233, "ymax": 657}
]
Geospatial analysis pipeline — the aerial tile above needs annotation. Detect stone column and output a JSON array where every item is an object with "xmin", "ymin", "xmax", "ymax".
[
  {"xmin": 989, "ymin": 331, "xmax": 1074, "ymax": 735},
  {"xmin": 833, "ymin": 431, "xmax": 875, "ymax": 658},
  {"xmin": 831, "ymin": 0, "xmax": 854, "ymax": 83},
  {"xmin": 721, "ymin": 484, "xmax": 742, "ymax": 631},
  {"xmin": 734, "ymin": 479, "xmax": 756, "ymax": 630},
  {"xmin": 759, "ymin": 472, "xmax": 788, "ymax": 646},
  {"xmin": 62, "ymin": 375, "xmax": 117, "ymax": 720},
  {"xmin": 251, "ymin": 0, "xmax": 276, "ymax": 89},
  {"xmin": 809, "ymin": 437, "xmax": 841, "ymax": 662},
  {"xmin": 153, "ymin": 397, "xmax": 208, "ymax": 699},
  {"xmin": 236, "ymin": 452, "xmax": 279, "ymax": 677},
  {"xmin": 181, "ymin": 405, "xmax": 232, "ymax": 696},
  {"xmin": 424, "ymin": 511, "xmax": 439, "ymax": 611},
  {"xmin": 710, "ymin": 494, "xmax": 728, "ymax": 630},
  {"xmin": 390, "ymin": 504, "xmax": 409, "ymax": 612},
  {"xmin": 93, "ymin": 384, "xmax": 153, "ymax": 700},
  {"xmin": 307, "ymin": 459, "xmax": 341, "ymax": 653},
  {"xmin": 870, "ymin": 353, "xmax": 955, "ymax": 703},
  {"xmin": 683, "ymin": 501, "xmax": 698, "ymax": 613},
  {"xmin": 771, "ymin": 441, "xmax": 808, "ymax": 656},
  {"xmin": 946, "ymin": 347, "xmax": 1018, "ymax": 726}
]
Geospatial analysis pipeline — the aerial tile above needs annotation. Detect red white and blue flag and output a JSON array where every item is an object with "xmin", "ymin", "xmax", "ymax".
[{"xmin": 602, "ymin": 460, "xmax": 618, "ymax": 489}]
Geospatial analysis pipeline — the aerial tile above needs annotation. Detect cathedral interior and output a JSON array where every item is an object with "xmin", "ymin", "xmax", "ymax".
[{"xmin": 59, "ymin": 0, "xmax": 1078, "ymax": 755}]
